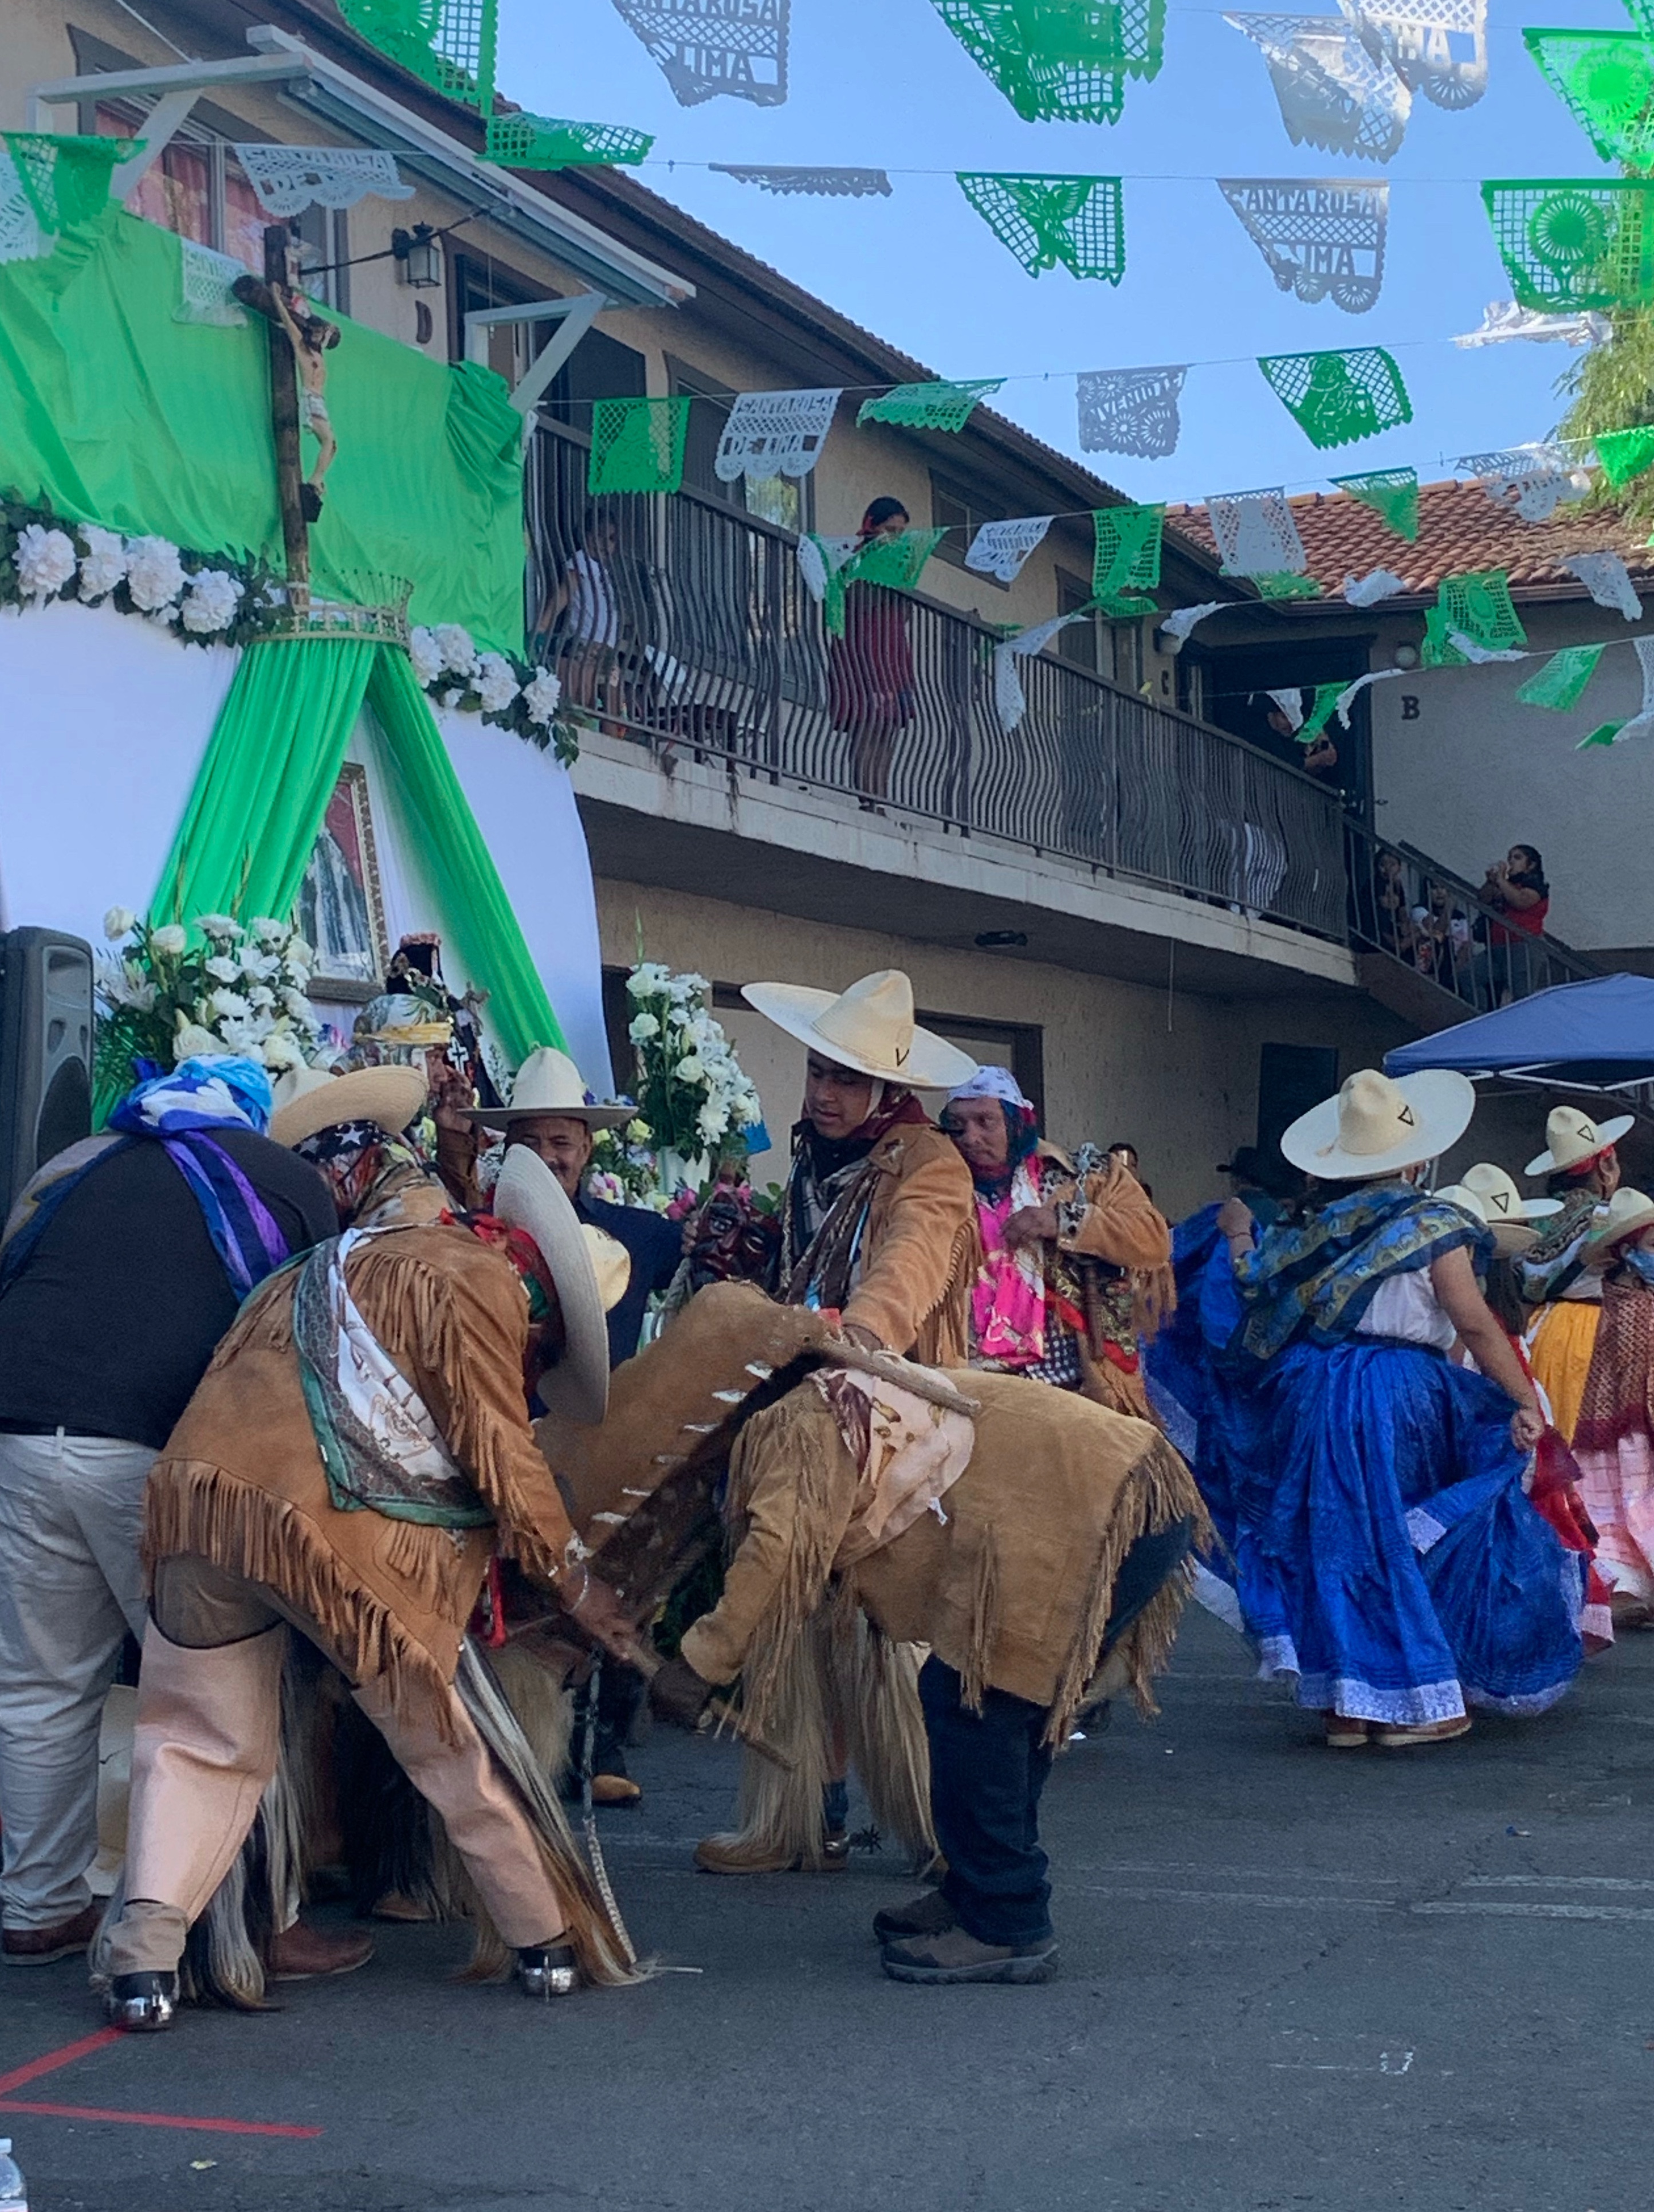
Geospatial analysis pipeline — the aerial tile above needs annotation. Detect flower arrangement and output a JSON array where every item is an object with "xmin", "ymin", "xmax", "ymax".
[
  {"xmin": 1, "ymin": 494, "xmax": 268, "ymax": 647},
  {"xmin": 0, "ymin": 493, "xmax": 580, "ymax": 763},
  {"xmin": 95, "ymin": 909, "xmax": 326, "ymax": 1102},
  {"xmin": 409, "ymin": 622, "xmax": 575, "ymax": 764},
  {"xmin": 586, "ymin": 1111, "xmax": 667, "ymax": 1210},
  {"xmin": 623, "ymin": 962, "xmax": 764, "ymax": 1197}
]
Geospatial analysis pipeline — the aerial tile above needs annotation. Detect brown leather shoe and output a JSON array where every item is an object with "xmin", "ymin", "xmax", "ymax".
[
  {"xmin": 589, "ymin": 1773, "xmax": 643, "ymax": 1808},
  {"xmin": 3, "ymin": 1901, "xmax": 102, "ymax": 1967},
  {"xmin": 268, "ymin": 1920, "xmax": 375, "ymax": 1982}
]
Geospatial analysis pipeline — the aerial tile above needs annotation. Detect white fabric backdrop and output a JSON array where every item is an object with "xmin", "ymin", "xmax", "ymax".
[{"xmin": 0, "ymin": 600, "xmax": 610, "ymax": 1091}]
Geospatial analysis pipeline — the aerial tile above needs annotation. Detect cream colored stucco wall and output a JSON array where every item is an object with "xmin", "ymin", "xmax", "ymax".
[{"xmin": 594, "ymin": 876, "xmax": 1408, "ymax": 1220}]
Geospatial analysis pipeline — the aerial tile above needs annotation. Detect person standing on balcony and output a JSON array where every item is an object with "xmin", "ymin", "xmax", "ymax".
[
  {"xmin": 939, "ymin": 1069, "xmax": 1173, "ymax": 1417},
  {"xmin": 1470, "ymin": 844, "xmax": 1550, "ymax": 1008},
  {"xmin": 685, "ymin": 969, "xmax": 980, "ymax": 1879},
  {"xmin": 538, "ymin": 506, "xmax": 624, "ymax": 733},
  {"xmin": 1519, "ymin": 1107, "xmax": 1632, "ymax": 1444},
  {"xmin": 828, "ymin": 497, "xmax": 917, "ymax": 811},
  {"xmin": 1219, "ymin": 1070, "xmax": 1578, "ymax": 1749}
]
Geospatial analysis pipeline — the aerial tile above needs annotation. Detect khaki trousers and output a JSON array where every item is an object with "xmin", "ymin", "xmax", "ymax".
[{"xmin": 107, "ymin": 1558, "xmax": 564, "ymax": 1977}]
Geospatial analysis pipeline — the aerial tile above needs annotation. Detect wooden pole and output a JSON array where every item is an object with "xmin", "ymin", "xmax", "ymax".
[{"xmin": 231, "ymin": 223, "xmax": 309, "ymax": 609}]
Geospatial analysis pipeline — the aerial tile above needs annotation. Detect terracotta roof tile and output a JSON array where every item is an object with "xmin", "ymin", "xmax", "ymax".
[{"xmin": 1166, "ymin": 478, "xmax": 1654, "ymax": 606}]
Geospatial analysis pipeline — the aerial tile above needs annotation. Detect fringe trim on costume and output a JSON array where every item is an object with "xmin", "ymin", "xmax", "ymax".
[
  {"xmin": 1131, "ymin": 1263, "xmax": 1177, "ymax": 1347},
  {"xmin": 143, "ymin": 1461, "xmax": 462, "ymax": 1743},
  {"xmin": 956, "ymin": 1538, "xmax": 1000, "ymax": 1715},
  {"xmin": 1042, "ymin": 1435, "xmax": 1210, "ymax": 1750},
  {"xmin": 699, "ymin": 1608, "xmax": 835, "ymax": 1872},
  {"xmin": 451, "ymin": 1641, "xmax": 642, "ymax": 1989},
  {"xmin": 724, "ymin": 1400, "xmax": 846, "ymax": 1744},
  {"xmin": 910, "ymin": 1218, "xmax": 977, "ymax": 1369},
  {"xmin": 841, "ymin": 1618, "xmax": 937, "ymax": 1867}
]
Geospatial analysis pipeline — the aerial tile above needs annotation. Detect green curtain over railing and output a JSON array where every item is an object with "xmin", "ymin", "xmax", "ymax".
[{"xmin": 142, "ymin": 634, "xmax": 564, "ymax": 1093}]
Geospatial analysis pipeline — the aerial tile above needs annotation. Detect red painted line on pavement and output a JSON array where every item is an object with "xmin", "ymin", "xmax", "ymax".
[
  {"xmin": 0, "ymin": 2030, "xmax": 121, "ymax": 2097},
  {"xmin": 0, "ymin": 2099, "xmax": 322, "ymax": 2139}
]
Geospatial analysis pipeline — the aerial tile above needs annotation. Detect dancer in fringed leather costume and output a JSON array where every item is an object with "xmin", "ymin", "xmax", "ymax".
[
  {"xmin": 685, "ymin": 971, "xmax": 980, "ymax": 1877},
  {"xmin": 938, "ymin": 1066, "xmax": 1174, "ymax": 1412},
  {"xmin": 99, "ymin": 1127, "xmax": 643, "ymax": 2033}
]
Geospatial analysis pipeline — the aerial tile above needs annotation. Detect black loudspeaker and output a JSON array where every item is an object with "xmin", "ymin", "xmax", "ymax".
[
  {"xmin": 1256, "ymin": 1042, "xmax": 1339, "ymax": 1172},
  {"xmin": 0, "ymin": 928, "xmax": 95, "ymax": 1216}
]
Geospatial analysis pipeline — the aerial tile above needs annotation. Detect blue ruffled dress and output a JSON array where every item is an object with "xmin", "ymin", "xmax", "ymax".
[{"xmin": 1152, "ymin": 1186, "xmax": 1582, "ymax": 1726}]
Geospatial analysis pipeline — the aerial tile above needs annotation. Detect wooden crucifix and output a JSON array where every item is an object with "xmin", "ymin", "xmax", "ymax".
[{"xmin": 232, "ymin": 224, "xmax": 341, "ymax": 610}]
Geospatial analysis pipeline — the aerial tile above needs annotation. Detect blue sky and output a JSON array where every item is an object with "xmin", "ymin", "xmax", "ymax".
[{"xmin": 500, "ymin": 1, "xmax": 1630, "ymax": 506}]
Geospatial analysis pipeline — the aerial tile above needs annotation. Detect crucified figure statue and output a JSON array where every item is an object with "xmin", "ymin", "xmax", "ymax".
[
  {"xmin": 268, "ymin": 282, "xmax": 340, "ymax": 522},
  {"xmin": 231, "ymin": 224, "xmax": 342, "ymax": 591}
]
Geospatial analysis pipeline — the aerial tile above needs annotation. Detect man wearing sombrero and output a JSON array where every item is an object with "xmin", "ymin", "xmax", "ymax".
[
  {"xmin": 1518, "ymin": 1106, "xmax": 1635, "ymax": 1445},
  {"xmin": 99, "ymin": 1142, "xmax": 643, "ymax": 2032},
  {"xmin": 684, "ymin": 969, "xmax": 982, "ymax": 1876},
  {"xmin": 1216, "ymin": 1069, "xmax": 1581, "ymax": 1748}
]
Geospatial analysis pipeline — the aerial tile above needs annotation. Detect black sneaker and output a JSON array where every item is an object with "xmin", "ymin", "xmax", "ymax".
[
  {"xmin": 105, "ymin": 1971, "xmax": 178, "ymax": 2032},
  {"xmin": 880, "ymin": 1928, "xmax": 1058, "ymax": 1986},
  {"xmin": 873, "ymin": 1889, "xmax": 958, "ymax": 1944}
]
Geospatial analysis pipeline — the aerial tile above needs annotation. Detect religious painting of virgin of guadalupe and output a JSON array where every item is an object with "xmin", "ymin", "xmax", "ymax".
[{"xmin": 298, "ymin": 763, "xmax": 390, "ymax": 995}]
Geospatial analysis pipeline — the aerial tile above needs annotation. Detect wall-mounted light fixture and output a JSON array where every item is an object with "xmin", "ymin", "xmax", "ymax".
[{"xmin": 392, "ymin": 223, "xmax": 442, "ymax": 289}]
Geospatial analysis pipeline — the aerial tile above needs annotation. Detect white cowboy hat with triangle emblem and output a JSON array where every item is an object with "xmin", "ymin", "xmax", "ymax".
[
  {"xmin": 463, "ymin": 1046, "xmax": 632, "ymax": 1133},
  {"xmin": 1582, "ymin": 1185, "xmax": 1654, "ymax": 1256},
  {"xmin": 1439, "ymin": 1164, "xmax": 1561, "ymax": 1256},
  {"xmin": 1524, "ymin": 1105, "xmax": 1635, "ymax": 1178},
  {"xmin": 1280, "ymin": 1067, "xmax": 1476, "ymax": 1181},
  {"xmin": 741, "ymin": 969, "xmax": 978, "ymax": 1091}
]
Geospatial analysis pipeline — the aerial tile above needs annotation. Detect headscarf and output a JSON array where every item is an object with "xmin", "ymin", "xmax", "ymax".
[
  {"xmin": 940, "ymin": 1065, "xmax": 1039, "ymax": 1197},
  {"xmin": 295, "ymin": 1118, "xmax": 430, "ymax": 1229},
  {"xmin": 108, "ymin": 1054, "xmax": 274, "ymax": 1136}
]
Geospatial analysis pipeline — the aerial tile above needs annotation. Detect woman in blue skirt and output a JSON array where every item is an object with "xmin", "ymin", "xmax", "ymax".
[{"xmin": 1219, "ymin": 1069, "xmax": 1581, "ymax": 1749}]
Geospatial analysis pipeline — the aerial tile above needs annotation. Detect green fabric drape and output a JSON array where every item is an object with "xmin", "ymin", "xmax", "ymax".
[
  {"xmin": 0, "ymin": 203, "xmax": 525, "ymax": 651},
  {"xmin": 150, "ymin": 639, "xmax": 378, "ymax": 931},
  {"xmin": 366, "ymin": 649, "xmax": 565, "ymax": 1064},
  {"xmin": 146, "ymin": 638, "xmax": 564, "ymax": 1076}
]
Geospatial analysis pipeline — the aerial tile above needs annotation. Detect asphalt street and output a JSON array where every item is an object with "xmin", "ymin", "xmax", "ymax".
[{"xmin": 5, "ymin": 1605, "xmax": 1651, "ymax": 2212}]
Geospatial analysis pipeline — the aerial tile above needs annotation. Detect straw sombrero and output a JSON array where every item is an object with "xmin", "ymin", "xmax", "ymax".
[
  {"xmin": 1525, "ymin": 1106, "xmax": 1635, "ymax": 1178},
  {"xmin": 741, "ymin": 969, "xmax": 977, "ymax": 1091},
  {"xmin": 1459, "ymin": 1161, "xmax": 1561, "ymax": 1256},
  {"xmin": 1279, "ymin": 1067, "xmax": 1476, "ymax": 1181},
  {"xmin": 464, "ymin": 1046, "xmax": 631, "ymax": 1133},
  {"xmin": 1582, "ymin": 1185, "xmax": 1654, "ymax": 1256},
  {"xmin": 269, "ymin": 1062, "xmax": 429, "ymax": 1151},
  {"xmin": 493, "ymin": 1146, "xmax": 626, "ymax": 1425}
]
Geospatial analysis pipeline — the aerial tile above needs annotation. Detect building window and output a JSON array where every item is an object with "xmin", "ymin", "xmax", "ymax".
[
  {"xmin": 93, "ymin": 104, "xmax": 348, "ymax": 308},
  {"xmin": 929, "ymin": 474, "xmax": 1007, "ymax": 587},
  {"xmin": 668, "ymin": 359, "xmax": 809, "ymax": 535}
]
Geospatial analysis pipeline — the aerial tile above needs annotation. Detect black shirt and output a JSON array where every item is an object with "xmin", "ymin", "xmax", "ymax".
[
  {"xmin": 577, "ymin": 1191, "xmax": 682, "ymax": 1367},
  {"xmin": 0, "ymin": 1130, "xmax": 337, "ymax": 1449}
]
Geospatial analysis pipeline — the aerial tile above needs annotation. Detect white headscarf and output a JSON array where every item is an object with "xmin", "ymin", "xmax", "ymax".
[{"xmin": 944, "ymin": 1064, "xmax": 1034, "ymax": 1113}]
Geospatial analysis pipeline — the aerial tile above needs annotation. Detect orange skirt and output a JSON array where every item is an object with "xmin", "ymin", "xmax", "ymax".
[{"xmin": 1527, "ymin": 1300, "xmax": 1602, "ymax": 1445}]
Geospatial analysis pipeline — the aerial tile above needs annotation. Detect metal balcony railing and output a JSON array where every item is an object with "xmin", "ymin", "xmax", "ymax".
[
  {"xmin": 1344, "ymin": 818, "xmax": 1600, "ymax": 1016},
  {"xmin": 526, "ymin": 419, "xmax": 1348, "ymax": 943}
]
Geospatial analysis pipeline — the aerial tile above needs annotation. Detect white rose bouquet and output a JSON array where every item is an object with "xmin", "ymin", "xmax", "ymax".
[
  {"xmin": 95, "ymin": 907, "xmax": 325, "ymax": 1105},
  {"xmin": 623, "ymin": 962, "xmax": 764, "ymax": 1200}
]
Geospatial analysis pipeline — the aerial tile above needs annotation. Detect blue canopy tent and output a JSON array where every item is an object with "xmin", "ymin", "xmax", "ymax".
[{"xmin": 1385, "ymin": 973, "xmax": 1654, "ymax": 1094}]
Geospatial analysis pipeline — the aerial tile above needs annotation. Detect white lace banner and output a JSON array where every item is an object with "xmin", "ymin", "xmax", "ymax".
[
  {"xmin": 1448, "ymin": 632, "xmax": 1527, "ymax": 665},
  {"xmin": 0, "ymin": 147, "xmax": 47, "ymax": 266},
  {"xmin": 1566, "ymin": 552, "xmax": 1644, "ymax": 623},
  {"xmin": 233, "ymin": 143, "xmax": 413, "ymax": 215},
  {"xmin": 1219, "ymin": 178, "xmax": 1388, "ymax": 313},
  {"xmin": 612, "ymin": 0, "xmax": 790, "ymax": 107},
  {"xmin": 1226, "ymin": 14, "xmax": 1411, "ymax": 162},
  {"xmin": 965, "ymin": 517, "xmax": 1053, "ymax": 582},
  {"xmin": 1266, "ymin": 686, "xmax": 1305, "ymax": 733},
  {"xmin": 1077, "ymin": 366, "xmax": 1188, "ymax": 459},
  {"xmin": 1456, "ymin": 445, "xmax": 1589, "ymax": 523},
  {"xmin": 994, "ymin": 611, "xmax": 1091, "ymax": 731},
  {"xmin": 1612, "ymin": 634, "xmax": 1654, "ymax": 742},
  {"xmin": 1208, "ymin": 488, "xmax": 1309, "ymax": 577},
  {"xmin": 1339, "ymin": 0, "xmax": 1487, "ymax": 109},
  {"xmin": 1342, "ymin": 567, "xmax": 1406, "ymax": 606},
  {"xmin": 716, "ymin": 387, "xmax": 840, "ymax": 482},
  {"xmin": 796, "ymin": 534, "xmax": 858, "ymax": 603},
  {"xmin": 175, "ymin": 238, "xmax": 250, "ymax": 328},
  {"xmin": 711, "ymin": 164, "xmax": 891, "ymax": 197},
  {"xmin": 1453, "ymin": 301, "xmax": 1612, "ymax": 349},
  {"xmin": 1158, "ymin": 601, "xmax": 1227, "ymax": 651},
  {"xmin": 1336, "ymin": 667, "xmax": 1404, "ymax": 725}
]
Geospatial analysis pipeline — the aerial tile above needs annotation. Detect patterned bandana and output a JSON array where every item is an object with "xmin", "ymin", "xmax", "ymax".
[{"xmin": 449, "ymin": 1208, "xmax": 555, "ymax": 1325}]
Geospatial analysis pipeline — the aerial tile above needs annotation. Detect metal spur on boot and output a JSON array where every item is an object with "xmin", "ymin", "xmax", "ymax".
[
  {"xmin": 105, "ymin": 1971, "xmax": 178, "ymax": 2033},
  {"xmin": 515, "ymin": 1943, "xmax": 578, "ymax": 1999}
]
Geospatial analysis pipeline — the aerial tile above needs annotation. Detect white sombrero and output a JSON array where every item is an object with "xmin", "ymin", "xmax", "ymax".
[
  {"xmin": 1582, "ymin": 1185, "xmax": 1654, "ymax": 1255},
  {"xmin": 493, "ymin": 1146, "xmax": 627, "ymax": 1426},
  {"xmin": 269, "ymin": 1062, "xmax": 430, "ymax": 1150},
  {"xmin": 464, "ymin": 1046, "xmax": 631, "ymax": 1133},
  {"xmin": 1280, "ymin": 1067, "xmax": 1476, "ymax": 1182},
  {"xmin": 741, "ymin": 969, "xmax": 978, "ymax": 1091},
  {"xmin": 1459, "ymin": 1161, "xmax": 1561, "ymax": 1255},
  {"xmin": 1525, "ymin": 1105, "xmax": 1635, "ymax": 1178}
]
